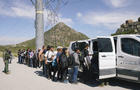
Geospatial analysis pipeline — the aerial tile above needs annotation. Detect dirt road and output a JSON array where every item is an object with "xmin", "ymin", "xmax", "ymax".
[{"xmin": 0, "ymin": 58, "xmax": 139, "ymax": 90}]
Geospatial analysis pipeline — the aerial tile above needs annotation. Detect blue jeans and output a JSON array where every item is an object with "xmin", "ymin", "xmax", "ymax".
[
  {"xmin": 18, "ymin": 56, "xmax": 21, "ymax": 63},
  {"xmin": 29, "ymin": 58, "xmax": 33, "ymax": 67},
  {"xmin": 72, "ymin": 66, "xmax": 78, "ymax": 83},
  {"xmin": 42, "ymin": 61, "xmax": 47, "ymax": 76}
]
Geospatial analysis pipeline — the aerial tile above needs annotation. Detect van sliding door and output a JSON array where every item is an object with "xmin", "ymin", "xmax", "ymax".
[
  {"xmin": 98, "ymin": 37, "xmax": 116, "ymax": 79},
  {"xmin": 117, "ymin": 37, "xmax": 140, "ymax": 81}
]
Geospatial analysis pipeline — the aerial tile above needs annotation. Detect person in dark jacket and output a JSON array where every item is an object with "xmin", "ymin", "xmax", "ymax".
[
  {"xmin": 32, "ymin": 51, "xmax": 37, "ymax": 68},
  {"xmin": 18, "ymin": 49, "xmax": 21, "ymax": 63},
  {"xmin": 81, "ymin": 43, "xmax": 90, "ymax": 71},
  {"xmin": 59, "ymin": 48, "xmax": 69, "ymax": 82}
]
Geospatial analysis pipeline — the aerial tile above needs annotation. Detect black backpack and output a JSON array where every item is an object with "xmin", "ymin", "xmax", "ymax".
[
  {"xmin": 60, "ymin": 54, "xmax": 68, "ymax": 68},
  {"xmin": 68, "ymin": 53, "xmax": 75, "ymax": 67}
]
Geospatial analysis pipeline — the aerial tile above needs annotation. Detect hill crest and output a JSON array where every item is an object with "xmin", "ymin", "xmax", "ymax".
[{"xmin": 17, "ymin": 22, "xmax": 89, "ymax": 49}]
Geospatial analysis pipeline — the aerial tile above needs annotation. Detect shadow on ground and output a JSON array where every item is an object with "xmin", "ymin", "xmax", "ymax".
[
  {"xmin": 78, "ymin": 71, "xmax": 140, "ymax": 89},
  {"xmin": 109, "ymin": 78, "xmax": 140, "ymax": 90},
  {"xmin": 34, "ymin": 70, "xmax": 140, "ymax": 89},
  {"xmin": 34, "ymin": 71, "xmax": 44, "ymax": 77}
]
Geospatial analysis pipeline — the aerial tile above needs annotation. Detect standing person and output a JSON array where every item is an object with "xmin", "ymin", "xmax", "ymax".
[
  {"xmin": 45, "ymin": 46, "xmax": 55, "ymax": 79},
  {"xmin": 59, "ymin": 48, "xmax": 69, "ymax": 82},
  {"xmin": 29, "ymin": 50, "xmax": 34, "ymax": 67},
  {"xmin": 39, "ymin": 45, "xmax": 46, "ymax": 75},
  {"xmin": 80, "ymin": 44, "xmax": 91, "ymax": 82},
  {"xmin": 18, "ymin": 49, "xmax": 21, "ymax": 63},
  {"xmin": 20, "ymin": 50, "xmax": 24, "ymax": 64},
  {"xmin": 36, "ymin": 49, "xmax": 41, "ymax": 68},
  {"xmin": 25, "ymin": 49, "xmax": 30, "ymax": 66},
  {"xmin": 9, "ymin": 51, "xmax": 13, "ymax": 64},
  {"xmin": 81, "ymin": 44, "xmax": 90, "ymax": 71},
  {"xmin": 3, "ymin": 49, "xmax": 10, "ymax": 74},
  {"xmin": 32, "ymin": 51, "xmax": 37, "ymax": 68},
  {"xmin": 52, "ymin": 46, "xmax": 63, "ymax": 81},
  {"xmin": 22, "ymin": 49, "xmax": 26, "ymax": 64},
  {"xmin": 70, "ymin": 48, "xmax": 80, "ymax": 84}
]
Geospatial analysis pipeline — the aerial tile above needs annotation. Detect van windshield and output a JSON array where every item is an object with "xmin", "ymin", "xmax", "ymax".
[{"xmin": 98, "ymin": 38, "xmax": 113, "ymax": 52}]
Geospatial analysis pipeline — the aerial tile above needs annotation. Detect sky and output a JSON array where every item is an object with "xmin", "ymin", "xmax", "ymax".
[{"xmin": 0, "ymin": 0, "xmax": 140, "ymax": 45}]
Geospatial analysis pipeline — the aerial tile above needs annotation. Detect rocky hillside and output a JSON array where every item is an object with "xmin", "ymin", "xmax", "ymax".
[
  {"xmin": 112, "ymin": 17, "xmax": 140, "ymax": 35},
  {"xmin": 17, "ymin": 22, "xmax": 89, "ymax": 49}
]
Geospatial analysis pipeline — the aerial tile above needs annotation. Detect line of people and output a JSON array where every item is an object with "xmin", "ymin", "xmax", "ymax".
[
  {"xmin": 38, "ymin": 45, "xmax": 77, "ymax": 83},
  {"xmin": 18, "ymin": 49, "xmax": 40, "ymax": 68},
  {"xmin": 18, "ymin": 44, "xmax": 91, "ymax": 84},
  {"xmin": 38, "ymin": 45, "xmax": 89, "ymax": 84}
]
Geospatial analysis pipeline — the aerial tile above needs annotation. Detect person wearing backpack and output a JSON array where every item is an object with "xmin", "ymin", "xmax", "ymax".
[
  {"xmin": 59, "ymin": 48, "xmax": 69, "ymax": 82},
  {"xmin": 45, "ymin": 46, "xmax": 55, "ymax": 79},
  {"xmin": 52, "ymin": 46, "xmax": 62, "ymax": 81}
]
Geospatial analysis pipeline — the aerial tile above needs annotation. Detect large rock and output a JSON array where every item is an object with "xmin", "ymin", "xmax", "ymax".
[{"xmin": 112, "ymin": 17, "xmax": 140, "ymax": 35}]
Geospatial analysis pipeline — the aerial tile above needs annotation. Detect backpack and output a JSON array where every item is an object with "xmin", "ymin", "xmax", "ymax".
[
  {"xmin": 68, "ymin": 53, "xmax": 75, "ymax": 67},
  {"xmin": 52, "ymin": 59, "xmax": 57, "ymax": 67},
  {"xmin": 59, "ymin": 54, "xmax": 68, "ymax": 68}
]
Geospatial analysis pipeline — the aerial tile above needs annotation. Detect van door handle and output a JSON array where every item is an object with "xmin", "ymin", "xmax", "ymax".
[
  {"xmin": 118, "ymin": 56, "xmax": 124, "ymax": 58},
  {"xmin": 102, "ymin": 55, "xmax": 106, "ymax": 57}
]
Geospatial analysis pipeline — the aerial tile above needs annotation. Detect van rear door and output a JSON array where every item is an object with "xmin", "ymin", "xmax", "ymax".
[{"xmin": 98, "ymin": 37, "xmax": 116, "ymax": 79}]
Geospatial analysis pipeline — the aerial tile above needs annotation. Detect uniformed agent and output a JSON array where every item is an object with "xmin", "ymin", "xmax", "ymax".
[{"xmin": 3, "ymin": 49, "xmax": 10, "ymax": 74}]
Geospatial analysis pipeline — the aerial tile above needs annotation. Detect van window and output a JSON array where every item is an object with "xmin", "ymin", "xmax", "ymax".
[
  {"xmin": 98, "ymin": 38, "xmax": 113, "ymax": 52},
  {"xmin": 71, "ymin": 42, "xmax": 87, "ymax": 51},
  {"xmin": 78, "ymin": 42, "xmax": 88, "ymax": 51},
  {"xmin": 121, "ymin": 38, "xmax": 140, "ymax": 57},
  {"xmin": 71, "ymin": 42, "xmax": 78, "ymax": 51}
]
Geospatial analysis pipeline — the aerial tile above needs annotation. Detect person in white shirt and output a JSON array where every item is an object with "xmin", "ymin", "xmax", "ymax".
[
  {"xmin": 29, "ymin": 50, "xmax": 34, "ymax": 67},
  {"xmin": 44, "ymin": 46, "xmax": 55, "ymax": 79}
]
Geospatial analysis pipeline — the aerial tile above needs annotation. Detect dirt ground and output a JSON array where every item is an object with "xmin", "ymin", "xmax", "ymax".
[{"xmin": 0, "ymin": 58, "xmax": 140, "ymax": 90}]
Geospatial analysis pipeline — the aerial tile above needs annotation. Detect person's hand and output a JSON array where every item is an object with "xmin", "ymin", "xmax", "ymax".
[
  {"xmin": 45, "ymin": 60, "xmax": 48, "ymax": 64},
  {"xmin": 51, "ymin": 56, "xmax": 54, "ymax": 61}
]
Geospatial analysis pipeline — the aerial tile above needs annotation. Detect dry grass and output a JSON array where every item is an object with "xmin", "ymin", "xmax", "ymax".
[{"xmin": 0, "ymin": 52, "xmax": 3, "ymax": 57}]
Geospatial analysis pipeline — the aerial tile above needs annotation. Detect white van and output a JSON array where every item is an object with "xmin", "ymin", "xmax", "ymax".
[{"xmin": 69, "ymin": 34, "xmax": 140, "ymax": 83}]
